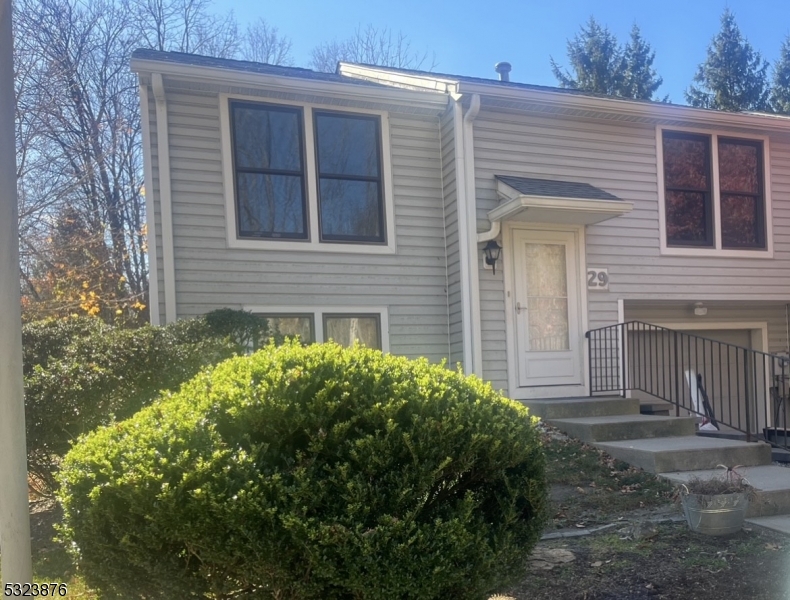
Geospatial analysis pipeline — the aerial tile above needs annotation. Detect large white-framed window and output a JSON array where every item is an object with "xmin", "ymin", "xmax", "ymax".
[
  {"xmin": 244, "ymin": 305, "xmax": 390, "ymax": 351},
  {"xmin": 656, "ymin": 126, "xmax": 773, "ymax": 258},
  {"xmin": 220, "ymin": 93, "xmax": 396, "ymax": 254}
]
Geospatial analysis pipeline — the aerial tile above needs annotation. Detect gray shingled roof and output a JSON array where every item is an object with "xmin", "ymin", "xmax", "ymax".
[
  {"xmin": 131, "ymin": 49, "xmax": 383, "ymax": 86},
  {"xmin": 496, "ymin": 175, "xmax": 621, "ymax": 201}
]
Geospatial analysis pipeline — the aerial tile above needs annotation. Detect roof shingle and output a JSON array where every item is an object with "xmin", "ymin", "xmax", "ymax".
[{"xmin": 496, "ymin": 175, "xmax": 621, "ymax": 201}]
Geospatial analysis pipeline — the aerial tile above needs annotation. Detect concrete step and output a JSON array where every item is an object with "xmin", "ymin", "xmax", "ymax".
[
  {"xmin": 521, "ymin": 396, "xmax": 639, "ymax": 420},
  {"xmin": 661, "ymin": 466, "xmax": 790, "ymax": 518},
  {"xmin": 595, "ymin": 436, "xmax": 772, "ymax": 474},
  {"xmin": 548, "ymin": 414, "xmax": 696, "ymax": 443},
  {"xmin": 640, "ymin": 401, "xmax": 671, "ymax": 416}
]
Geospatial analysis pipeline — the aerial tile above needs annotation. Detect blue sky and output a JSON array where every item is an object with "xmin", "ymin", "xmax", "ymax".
[{"xmin": 212, "ymin": 0, "xmax": 790, "ymax": 103}]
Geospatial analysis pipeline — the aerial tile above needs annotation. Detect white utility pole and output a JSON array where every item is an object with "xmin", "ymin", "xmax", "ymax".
[{"xmin": 0, "ymin": 0, "xmax": 34, "ymax": 582}]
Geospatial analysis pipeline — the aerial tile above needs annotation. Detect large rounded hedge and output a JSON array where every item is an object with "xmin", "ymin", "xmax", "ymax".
[{"xmin": 58, "ymin": 341, "xmax": 548, "ymax": 599}]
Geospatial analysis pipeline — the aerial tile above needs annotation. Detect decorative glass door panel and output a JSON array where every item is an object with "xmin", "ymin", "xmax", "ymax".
[
  {"xmin": 524, "ymin": 243, "xmax": 570, "ymax": 352},
  {"xmin": 513, "ymin": 230, "xmax": 582, "ymax": 388}
]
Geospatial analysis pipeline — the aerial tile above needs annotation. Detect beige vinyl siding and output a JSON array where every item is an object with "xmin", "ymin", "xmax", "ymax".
[
  {"xmin": 471, "ymin": 106, "xmax": 790, "ymax": 390},
  {"xmin": 150, "ymin": 82, "xmax": 450, "ymax": 362},
  {"xmin": 440, "ymin": 108, "xmax": 464, "ymax": 367}
]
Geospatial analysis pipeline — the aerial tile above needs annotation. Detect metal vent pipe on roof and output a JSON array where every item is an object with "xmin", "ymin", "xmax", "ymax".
[{"xmin": 495, "ymin": 61, "xmax": 511, "ymax": 82}]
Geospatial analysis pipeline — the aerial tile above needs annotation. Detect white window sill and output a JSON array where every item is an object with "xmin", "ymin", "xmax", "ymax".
[
  {"xmin": 660, "ymin": 246, "xmax": 774, "ymax": 259},
  {"xmin": 227, "ymin": 237, "xmax": 397, "ymax": 254}
]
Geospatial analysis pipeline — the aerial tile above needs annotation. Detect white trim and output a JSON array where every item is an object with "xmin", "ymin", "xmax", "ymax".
[
  {"xmin": 618, "ymin": 298, "xmax": 628, "ymax": 398},
  {"xmin": 139, "ymin": 83, "xmax": 160, "ymax": 326},
  {"xmin": 151, "ymin": 73, "xmax": 177, "ymax": 323},
  {"xmin": 656, "ymin": 125, "xmax": 774, "ymax": 259},
  {"xmin": 503, "ymin": 222, "xmax": 588, "ymax": 399},
  {"xmin": 464, "ymin": 94, "xmax": 483, "ymax": 378},
  {"xmin": 452, "ymin": 98, "xmax": 474, "ymax": 374},
  {"xmin": 218, "ymin": 93, "xmax": 397, "ymax": 255},
  {"xmin": 242, "ymin": 305, "xmax": 390, "ymax": 352}
]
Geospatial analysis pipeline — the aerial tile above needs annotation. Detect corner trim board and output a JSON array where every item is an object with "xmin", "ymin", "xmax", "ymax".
[{"xmin": 151, "ymin": 73, "xmax": 177, "ymax": 323}]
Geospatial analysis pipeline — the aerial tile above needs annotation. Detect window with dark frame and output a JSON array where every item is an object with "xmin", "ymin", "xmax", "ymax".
[
  {"xmin": 313, "ymin": 111, "xmax": 386, "ymax": 243},
  {"xmin": 323, "ymin": 314, "xmax": 382, "ymax": 349},
  {"xmin": 718, "ymin": 138, "xmax": 765, "ymax": 249},
  {"xmin": 662, "ymin": 130, "xmax": 767, "ymax": 251},
  {"xmin": 663, "ymin": 131, "xmax": 714, "ymax": 247},
  {"xmin": 230, "ymin": 101, "xmax": 308, "ymax": 239}
]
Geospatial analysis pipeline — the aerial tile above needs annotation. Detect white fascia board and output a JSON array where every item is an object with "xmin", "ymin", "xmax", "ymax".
[
  {"xmin": 130, "ymin": 58, "xmax": 449, "ymax": 112},
  {"xmin": 457, "ymin": 81, "xmax": 790, "ymax": 132},
  {"xmin": 339, "ymin": 63, "xmax": 460, "ymax": 95},
  {"xmin": 488, "ymin": 195, "xmax": 633, "ymax": 225}
]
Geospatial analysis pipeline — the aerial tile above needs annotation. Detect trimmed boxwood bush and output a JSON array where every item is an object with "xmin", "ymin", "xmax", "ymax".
[
  {"xmin": 24, "ymin": 310, "xmax": 269, "ymax": 494},
  {"xmin": 57, "ymin": 342, "xmax": 548, "ymax": 600}
]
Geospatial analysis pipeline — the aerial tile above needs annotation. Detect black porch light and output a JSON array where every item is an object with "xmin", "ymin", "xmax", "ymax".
[{"xmin": 483, "ymin": 240, "xmax": 502, "ymax": 274}]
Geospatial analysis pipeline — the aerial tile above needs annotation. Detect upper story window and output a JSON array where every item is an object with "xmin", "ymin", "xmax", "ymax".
[
  {"xmin": 224, "ymin": 97, "xmax": 394, "ymax": 253},
  {"xmin": 314, "ymin": 112, "xmax": 384, "ymax": 243},
  {"xmin": 231, "ymin": 102, "xmax": 307, "ymax": 239},
  {"xmin": 660, "ymin": 129, "xmax": 769, "ymax": 255}
]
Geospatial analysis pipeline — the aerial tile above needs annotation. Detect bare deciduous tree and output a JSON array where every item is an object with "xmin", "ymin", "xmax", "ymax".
[
  {"xmin": 242, "ymin": 18, "xmax": 293, "ymax": 65},
  {"xmin": 125, "ymin": 0, "xmax": 239, "ymax": 57},
  {"xmin": 310, "ymin": 24, "xmax": 434, "ymax": 73}
]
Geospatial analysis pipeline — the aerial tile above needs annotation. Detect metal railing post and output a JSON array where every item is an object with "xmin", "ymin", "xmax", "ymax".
[{"xmin": 673, "ymin": 330, "xmax": 680, "ymax": 417}]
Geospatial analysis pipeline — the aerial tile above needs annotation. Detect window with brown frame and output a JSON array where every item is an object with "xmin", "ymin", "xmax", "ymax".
[{"xmin": 662, "ymin": 130, "xmax": 766, "ymax": 250}]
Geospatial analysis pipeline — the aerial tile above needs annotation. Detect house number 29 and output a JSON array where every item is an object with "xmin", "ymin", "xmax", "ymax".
[{"xmin": 587, "ymin": 268, "xmax": 609, "ymax": 290}]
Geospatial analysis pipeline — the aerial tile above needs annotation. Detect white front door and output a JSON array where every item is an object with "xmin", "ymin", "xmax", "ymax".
[{"xmin": 512, "ymin": 229, "xmax": 583, "ymax": 387}]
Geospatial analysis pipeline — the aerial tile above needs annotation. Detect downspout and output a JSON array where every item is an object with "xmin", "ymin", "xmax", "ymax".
[
  {"xmin": 462, "ymin": 94, "xmax": 484, "ymax": 377},
  {"xmin": 452, "ymin": 96, "xmax": 474, "ymax": 374},
  {"xmin": 151, "ymin": 73, "xmax": 177, "ymax": 323},
  {"xmin": 139, "ymin": 82, "xmax": 160, "ymax": 325}
]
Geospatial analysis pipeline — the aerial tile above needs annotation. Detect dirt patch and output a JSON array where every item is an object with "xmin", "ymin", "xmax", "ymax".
[{"xmin": 502, "ymin": 521, "xmax": 790, "ymax": 600}]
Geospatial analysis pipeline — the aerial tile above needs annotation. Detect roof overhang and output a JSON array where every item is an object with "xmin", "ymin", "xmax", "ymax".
[
  {"xmin": 338, "ymin": 64, "xmax": 790, "ymax": 134},
  {"xmin": 130, "ymin": 57, "xmax": 450, "ymax": 113},
  {"xmin": 490, "ymin": 178, "xmax": 633, "ymax": 226}
]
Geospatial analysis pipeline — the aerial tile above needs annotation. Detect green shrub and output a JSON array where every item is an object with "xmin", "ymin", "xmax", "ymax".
[
  {"xmin": 57, "ymin": 342, "xmax": 549, "ymax": 600},
  {"xmin": 24, "ymin": 310, "xmax": 269, "ymax": 494}
]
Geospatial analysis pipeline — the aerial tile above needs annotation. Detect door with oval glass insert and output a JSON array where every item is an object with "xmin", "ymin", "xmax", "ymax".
[{"xmin": 512, "ymin": 229, "xmax": 582, "ymax": 387}]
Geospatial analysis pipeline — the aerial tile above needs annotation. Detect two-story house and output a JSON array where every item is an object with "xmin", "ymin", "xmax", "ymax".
[{"xmin": 131, "ymin": 49, "xmax": 790, "ymax": 414}]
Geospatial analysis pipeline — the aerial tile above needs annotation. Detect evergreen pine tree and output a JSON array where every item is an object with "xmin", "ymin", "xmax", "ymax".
[
  {"xmin": 685, "ymin": 9, "xmax": 770, "ymax": 111},
  {"xmin": 621, "ymin": 25, "xmax": 664, "ymax": 101},
  {"xmin": 551, "ymin": 17, "xmax": 626, "ymax": 96},
  {"xmin": 551, "ymin": 18, "xmax": 664, "ymax": 100},
  {"xmin": 771, "ymin": 37, "xmax": 790, "ymax": 114}
]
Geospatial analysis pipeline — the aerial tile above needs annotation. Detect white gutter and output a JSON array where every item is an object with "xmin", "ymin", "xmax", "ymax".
[
  {"xmin": 139, "ymin": 82, "xmax": 160, "ymax": 325},
  {"xmin": 0, "ymin": 0, "xmax": 33, "ymax": 581},
  {"xmin": 452, "ymin": 97, "xmax": 474, "ymax": 375},
  {"xmin": 151, "ymin": 73, "xmax": 177, "ymax": 323},
  {"xmin": 457, "ymin": 81, "xmax": 790, "ymax": 132},
  {"xmin": 462, "ymin": 94, "xmax": 484, "ymax": 378}
]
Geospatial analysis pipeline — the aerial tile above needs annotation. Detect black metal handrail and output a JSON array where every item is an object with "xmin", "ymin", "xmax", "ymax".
[{"xmin": 586, "ymin": 321, "xmax": 790, "ymax": 449}]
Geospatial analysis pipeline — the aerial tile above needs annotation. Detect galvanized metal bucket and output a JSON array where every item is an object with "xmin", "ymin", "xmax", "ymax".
[{"xmin": 680, "ymin": 492, "xmax": 750, "ymax": 536}]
